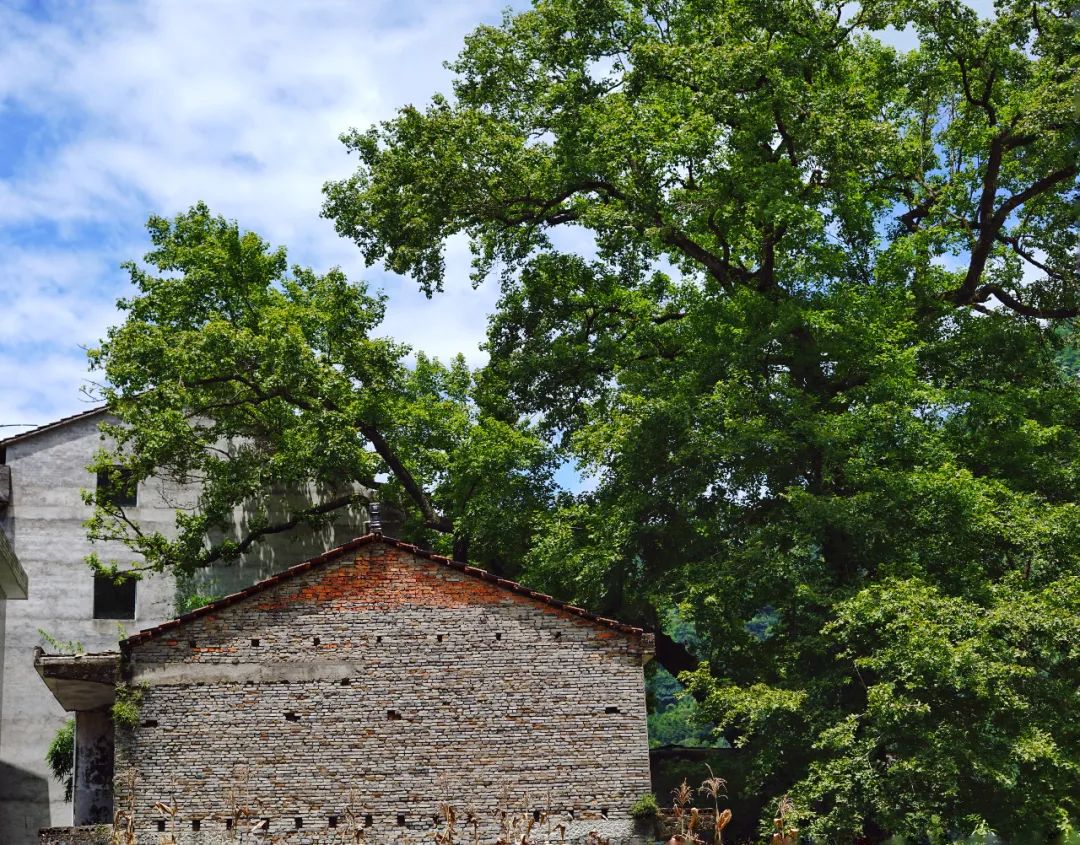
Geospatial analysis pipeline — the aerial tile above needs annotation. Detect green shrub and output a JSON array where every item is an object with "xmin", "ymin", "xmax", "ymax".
[
  {"xmin": 630, "ymin": 793, "xmax": 660, "ymax": 820},
  {"xmin": 46, "ymin": 718, "xmax": 75, "ymax": 801}
]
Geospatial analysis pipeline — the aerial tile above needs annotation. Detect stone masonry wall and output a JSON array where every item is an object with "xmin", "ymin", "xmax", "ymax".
[{"xmin": 116, "ymin": 541, "xmax": 653, "ymax": 844}]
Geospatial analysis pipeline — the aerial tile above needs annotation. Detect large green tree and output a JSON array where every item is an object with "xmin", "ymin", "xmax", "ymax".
[
  {"xmin": 320, "ymin": 0, "xmax": 1079, "ymax": 840},
  {"xmin": 86, "ymin": 204, "xmax": 555, "ymax": 576}
]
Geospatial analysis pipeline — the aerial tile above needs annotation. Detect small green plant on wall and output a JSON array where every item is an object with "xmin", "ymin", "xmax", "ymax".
[
  {"xmin": 38, "ymin": 628, "xmax": 85, "ymax": 655},
  {"xmin": 112, "ymin": 683, "xmax": 145, "ymax": 729}
]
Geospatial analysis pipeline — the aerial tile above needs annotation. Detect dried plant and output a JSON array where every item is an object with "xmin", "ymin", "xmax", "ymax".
[
  {"xmin": 110, "ymin": 770, "xmax": 137, "ymax": 845},
  {"xmin": 699, "ymin": 766, "xmax": 731, "ymax": 845},
  {"xmin": 153, "ymin": 794, "xmax": 181, "ymax": 844},
  {"xmin": 662, "ymin": 768, "xmax": 735, "ymax": 845},
  {"xmin": 771, "ymin": 795, "xmax": 798, "ymax": 845}
]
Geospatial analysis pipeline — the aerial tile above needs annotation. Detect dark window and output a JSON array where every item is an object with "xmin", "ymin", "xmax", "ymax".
[
  {"xmin": 93, "ymin": 574, "xmax": 136, "ymax": 620},
  {"xmin": 155, "ymin": 820, "xmax": 165, "ymax": 832},
  {"xmin": 96, "ymin": 466, "xmax": 138, "ymax": 508},
  {"xmin": 225, "ymin": 819, "xmax": 233, "ymax": 831},
  {"xmin": 364, "ymin": 814, "xmax": 373, "ymax": 827},
  {"xmin": 251, "ymin": 638, "xmax": 260, "ymax": 647},
  {"xmin": 284, "ymin": 711, "xmax": 299, "ymax": 722},
  {"xmin": 397, "ymin": 814, "xmax": 406, "ymax": 827},
  {"xmin": 294, "ymin": 817, "xmax": 303, "ymax": 829},
  {"xmin": 605, "ymin": 706, "xmax": 620, "ymax": 714},
  {"xmin": 191, "ymin": 820, "xmax": 201, "ymax": 832},
  {"xmin": 328, "ymin": 816, "xmax": 338, "ymax": 829}
]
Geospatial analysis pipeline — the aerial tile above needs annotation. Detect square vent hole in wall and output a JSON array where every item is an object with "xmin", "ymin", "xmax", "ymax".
[{"xmin": 93, "ymin": 574, "xmax": 136, "ymax": 620}]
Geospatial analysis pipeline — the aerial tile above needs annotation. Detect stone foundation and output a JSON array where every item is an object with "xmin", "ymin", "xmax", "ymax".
[{"xmin": 38, "ymin": 827, "xmax": 111, "ymax": 845}]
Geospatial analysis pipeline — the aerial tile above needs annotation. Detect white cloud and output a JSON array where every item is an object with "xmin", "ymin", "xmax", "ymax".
[{"xmin": 0, "ymin": 0, "xmax": 513, "ymax": 427}]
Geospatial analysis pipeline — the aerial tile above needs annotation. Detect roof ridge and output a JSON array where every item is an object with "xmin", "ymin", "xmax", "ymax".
[
  {"xmin": 0, "ymin": 404, "xmax": 109, "ymax": 448},
  {"xmin": 121, "ymin": 535, "xmax": 648, "ymax": 649}
]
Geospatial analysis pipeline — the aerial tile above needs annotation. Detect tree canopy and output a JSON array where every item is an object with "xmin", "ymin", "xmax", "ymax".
[
  {"xmin": 90, "ymin": 0, "xmax": 1077, "ymax": 841},
  {"xmin": 86, "ymin": 204, "xmax": 555, "ymax": 575}
]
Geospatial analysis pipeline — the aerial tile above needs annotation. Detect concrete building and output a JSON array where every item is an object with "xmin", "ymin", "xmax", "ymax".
[
  {"xmin": 0, "ymin": 506, "xmax": 29, "ymax": 750},
  {"xmin": 0, "ymin": 408, "xmax": 369, "ymax": 845},
  {"xmin": 37, "ymin": 534, "xmax": 654, "ymax": 845}
]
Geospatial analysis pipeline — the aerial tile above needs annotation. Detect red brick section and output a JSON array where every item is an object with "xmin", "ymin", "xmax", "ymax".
[{"xmin": 121, "ymin": 534, "xmax": 647, "ymax": 650}]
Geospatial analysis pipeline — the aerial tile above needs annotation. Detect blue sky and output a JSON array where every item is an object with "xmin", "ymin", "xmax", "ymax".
[
  {"xmin": 0, "ymin": 0, "xmax": 520, "ymax": 428},
  {"xmin": 0, "ymin": 0, "xmax": 994, "ymax": 431}
]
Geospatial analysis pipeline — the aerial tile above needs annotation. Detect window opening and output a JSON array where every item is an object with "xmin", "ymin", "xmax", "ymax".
[
  {"xmin": 93, "ymin": 574, "xmax": 136, "ymax": 620},
  {"xmin": 96, "ymin": 466, "xmax": 138, "ymax": 508}
]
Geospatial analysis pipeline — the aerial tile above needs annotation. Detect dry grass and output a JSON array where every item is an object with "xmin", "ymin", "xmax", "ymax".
[{"xmin": 661, "ymin": 768, "xmax": 733, "ymax": 845}]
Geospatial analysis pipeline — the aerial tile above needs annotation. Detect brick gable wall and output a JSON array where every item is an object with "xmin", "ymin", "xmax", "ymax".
[{"xmin": 116, "ymin": 542, "xmax": 652, "ymax": 844}]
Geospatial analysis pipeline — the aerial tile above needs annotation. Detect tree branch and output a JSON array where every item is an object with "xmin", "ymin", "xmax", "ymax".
[
  {"xmin": 359, "ymin": 423, "xmax": 454, "ymax": 532},
  {"xmin": 973, "ymin": 284, "xmax": 1078, "ymax": 319}
]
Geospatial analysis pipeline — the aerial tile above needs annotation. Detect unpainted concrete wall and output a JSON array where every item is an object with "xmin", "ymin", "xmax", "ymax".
[{"xmin": 116, "ymin": 542, "xmax": 652, "ymax": 845}]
